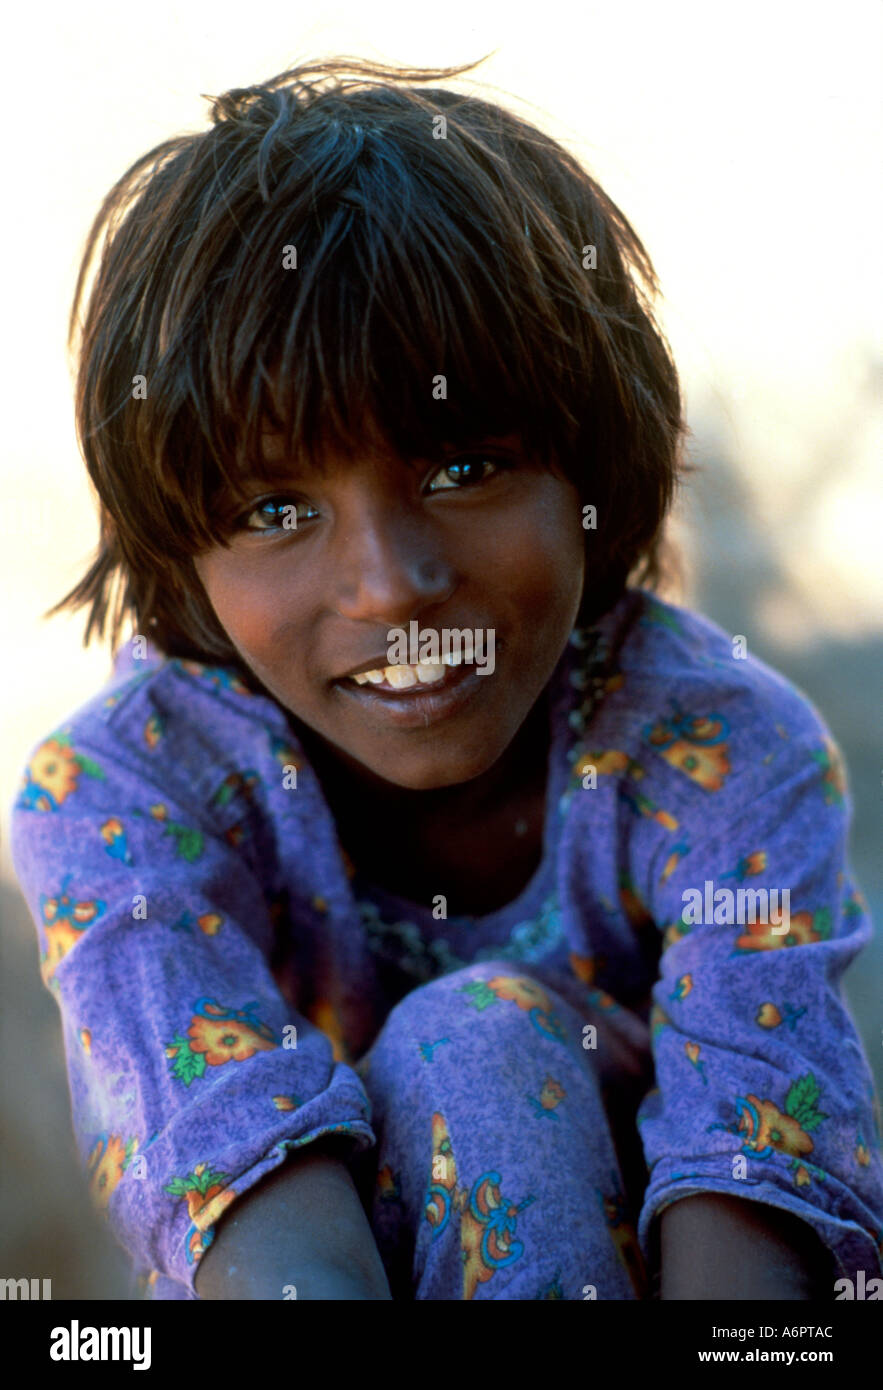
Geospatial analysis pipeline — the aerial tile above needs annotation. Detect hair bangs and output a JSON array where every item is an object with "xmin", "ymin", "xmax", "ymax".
[
  {"xmin": 50, "ymin": 54, "xmax": 686, "ymax": 661},
  {"xmin": 206, "ymin": 151, "xmax": 568, "ymax": 506}
]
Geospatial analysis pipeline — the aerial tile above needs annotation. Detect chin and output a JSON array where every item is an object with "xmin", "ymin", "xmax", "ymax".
[{"xmin": 367, "ymin": 749, "xmax": 499, "ymax": 792}]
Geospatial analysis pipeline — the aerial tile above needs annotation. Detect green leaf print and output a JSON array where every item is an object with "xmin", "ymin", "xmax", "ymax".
[
  {"xmin": 168, "ymin": 1035, "xmax": 207, "ymax": 1086},
  {"xmin": 812, "ymin": 907, "xmax": 833, "ymax": 940},
  {"xmin": 458, "ymin": 980, "xmax": 498, "ymax": 1011},
  {"xmin": 784, "ymin": 1073, "xmax": 828, "ymax": 1130},
  {"xmin": 163, "ymin": 1177, "xmax": 193, "ymax": 1196},
  {"xmin": 75, "ymin": 754, "xmax": 105, "ymax": 780},
  {"xmin": 165, "ymin": 822, "xmax": 205, "ymax": 862}
]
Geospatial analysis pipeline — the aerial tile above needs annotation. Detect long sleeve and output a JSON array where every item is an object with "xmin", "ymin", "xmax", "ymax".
[
  {"xmin": 633, "ymin": 722, "xmax": 883, "ymax": 1281},
  {"xmin": 9, "ymin": 711, "xmax": 375, "ymax": 1297}
]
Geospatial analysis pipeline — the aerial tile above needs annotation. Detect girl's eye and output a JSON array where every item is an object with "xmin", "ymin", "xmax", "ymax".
[
  {"xmin": 238, "ymin": 496, "xmax": 318, "ymax": 535},
  {"xmin": 425, "ymin": 455, "xmax": 511, "ymax": 493}
]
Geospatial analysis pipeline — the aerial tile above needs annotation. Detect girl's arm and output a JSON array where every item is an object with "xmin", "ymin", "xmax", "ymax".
[
  {"xmin": 631, "ymin": 697, "xmax": 883, "ymax": 1294},
  {"xmin": 659, "ymin": 1193, "xmax": 834, "ymax": 1299},
  {"xmin": 194, "ymin": 1140, "xmax": 392, "ymax": 1300},
  {"xmin": 9, "ymin": 700, "xmax": 378, "ymax": 1300}
]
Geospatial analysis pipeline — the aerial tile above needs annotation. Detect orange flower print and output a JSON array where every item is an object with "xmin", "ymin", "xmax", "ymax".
[
  {"xmin": 377, "ymin": 1164, "xmax": 402, "ymax": 1203},
  {"xmin": 17, "ymin": 735, "xmax": 104, "ymax": 812},
  {"xmin": 458, "ymin": 974, "xmax": 568, "ymax": 1046},
  {"xmin": 87, "ymin": 1133, "xmax": 137, "ymax": 1209},
  {"xmin": 272, "ymin": 1094, "xmax": 300, "ymax": 1111},
  {"xmin": 712, "ymin": 1073, "xmax": 827, "ymax": 1187},
  {"xmin": 663, "ymin": 740, "xmax": 729, "ymax": 791},
  {"xmin": 855, "ymin": 1132, "xmax": 871, "ymax": 1167},
  {"xmin": 39, "ymin": 876, "xmax": 106, "ymax": 984},
  {"xmin": 424, "ymin": 1114, "xmax": 534, "ymax": 1299},
  {"xmin": 487, "ymin": 975, "xmax": 552, "ymax": 1013},
  {"xmin": 189, "ymin": 1184, "xmax": 234, "ymax": 1229},
  {"xmin": 30, "ymin": 739, "xmax": 80, "ymax": 804},
  {"xmin": 644, "ymin": 709, "xmax": 731, "ymax": 791},
  {"xmin": 528, "ymin": 1076, "xmax": 566, "ymax": 1117},
  {"xmin": 425, "ymin": 1113, "xmax": 458, "ymax": 1236},
  {"xmin": 576, "ymin": 749, "xmax": 632, "ymax": 778},
  {"xmin": 660, "ymin": 845, "xmax": 688, "ymax": 883},
  {"xmin": 745, "ymin": 1100, "xmax": 812, "ymax": 1156},
  {"xmin": 100, "ymin": 816, "xmax": 133, "ymax": 865},
  {"xmin": 144, "ymin": 713, "xmax": 165, "ymax": 749},
  {"xmin": 79, "ymin": 1028, "xmax": 92, "ymax": 1055},
  {"xmin": 461, "ymin": 1172, "xmax": 536, "ymax": 1300},
  {"xmin": 739, "ymin": 1096, "xmax": 814, "ymax": 1159},
  {"xmin": 188, "ymin": 1015, "xmax": 275, "ymax": 1066},
  {"xmin": 187, "ymin": 1167, "xmax": 234, "ymax": 1229},
  {"xmin": 721, "ymin": 850, "xmax": 767, "ymax": 881},
  {"xmin": 756, "ymin": 1003, "xmax": 782, "ymax": 1028},
  {"xmin": 736, "ymin": 908, "xmax": 831, "ymax": 953},
  {"xmin": 569, "ymin": 952, "xmax": 597, "ymax": 985},
  {"xmin": 40, "ymin": 921, "xmax": 83, "ymax": 985},
  {"xmin": 741, "ymin": 851, "xmax": 767, "ymax": 876},
  {"xmin": 684, "ymin": 1042, "xmax": 708, "ymax": 1084},
  {"xmin": 165, "ymin": 1163, "xmax": 236, "ymax": 1267},
  {"xmin": 166, "ymin": 999, "xmax": 277, "ymax": 1085}
]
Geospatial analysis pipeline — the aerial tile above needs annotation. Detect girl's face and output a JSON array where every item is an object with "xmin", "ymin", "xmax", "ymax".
[{"xmin": 194, "ymin": 430, "xmax": 585, "ymax": 791}]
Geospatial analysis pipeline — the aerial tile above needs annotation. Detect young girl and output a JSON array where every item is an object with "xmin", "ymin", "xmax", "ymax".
[{"xmin": 11, "ymin": 55, "xmax": 882, "ymax": 1302}]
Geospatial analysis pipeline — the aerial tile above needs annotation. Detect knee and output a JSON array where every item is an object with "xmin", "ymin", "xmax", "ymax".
[{"xmin": 377, "ymin": 961, "xmax": 576, "ymax": 1050}]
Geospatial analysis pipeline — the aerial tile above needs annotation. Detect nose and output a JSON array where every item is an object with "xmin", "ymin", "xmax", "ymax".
[{"xmin": 332, "ymin": 502, "xmax": 456, "ymax": 626}]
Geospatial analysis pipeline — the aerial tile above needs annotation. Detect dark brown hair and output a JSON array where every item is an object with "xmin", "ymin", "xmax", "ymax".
[{"xmin": 49, "ymin": 54, "xmax": 687, "ymax": 667}]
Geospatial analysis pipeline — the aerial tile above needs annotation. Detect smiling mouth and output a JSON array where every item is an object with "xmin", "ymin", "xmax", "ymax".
[
  {"xmin": 332, "ymin": 651, "xmax": 494, "ymax": 728},
  {"xmin": 344, "ymin": 653, "xmax": 465, "ymax": 692}
]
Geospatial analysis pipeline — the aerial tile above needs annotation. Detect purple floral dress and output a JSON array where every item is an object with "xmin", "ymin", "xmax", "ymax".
[{"xmin": 10, "ymin": 588, "xmax": 883, "ymax": 1299}]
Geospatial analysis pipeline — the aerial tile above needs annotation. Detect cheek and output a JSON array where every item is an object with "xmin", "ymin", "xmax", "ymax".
[
  {"xmin": 483, "ymin": 487, "xmax": 584, "ymax": 607},
  {"xmin": 194, "ymin": 558, "xmax": 283, "ymax": 655}
]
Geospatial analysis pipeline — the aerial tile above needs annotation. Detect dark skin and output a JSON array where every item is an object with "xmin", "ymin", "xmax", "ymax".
[{"xmin": 193, "ymin": 429, "xmax": 833, "ymax": 1299}]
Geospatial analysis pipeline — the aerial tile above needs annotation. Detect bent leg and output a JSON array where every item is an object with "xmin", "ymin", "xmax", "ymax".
[{"xmin": 350, "ymin": 962, "xmax": 649, "ymax": 1300}]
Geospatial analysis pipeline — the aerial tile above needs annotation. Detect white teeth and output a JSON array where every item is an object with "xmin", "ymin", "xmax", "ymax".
[
  {"xmin": 441, "ymin": 651, "xmax": 464, "ymax": 666},
  {"xmin": 349, "ymin": 662, "xmax": 449, "ymax": 688},
  {"xmin": 384, "ymin": 665, "xmax": 416, "ymax": 688},
  {"xmin": 415, "ymin": 663, "xmax": 446, "ymax": 684}
]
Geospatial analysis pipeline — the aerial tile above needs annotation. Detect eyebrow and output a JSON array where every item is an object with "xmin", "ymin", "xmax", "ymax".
[{"xmin": 243, "ymin": 433, "xmax": 526, "ymax": 488}]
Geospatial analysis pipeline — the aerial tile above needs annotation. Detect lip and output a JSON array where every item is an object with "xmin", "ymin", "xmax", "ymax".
[{"xmin": 332, "ymin": 659, "xmax": 490, "ymax": 729}]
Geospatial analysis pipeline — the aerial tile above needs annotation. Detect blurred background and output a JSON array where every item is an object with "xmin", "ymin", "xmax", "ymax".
[{"xmin": 1, "ymin": 0, "xmax": 880, "ymax": 1297}]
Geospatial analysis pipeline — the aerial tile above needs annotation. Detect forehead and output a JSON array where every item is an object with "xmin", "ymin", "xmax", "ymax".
[{"xmin": 249, "ymin": 428, "xmax": 528, "ymax": 481}]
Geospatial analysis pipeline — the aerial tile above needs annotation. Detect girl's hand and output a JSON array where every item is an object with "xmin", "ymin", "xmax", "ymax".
[
  {"xmin": 194, "ymin": 1140, "xmax": 392, "ymax": 1300},
  {"xmin": 659, "ymin": 1192, "xmax": 834, "ymax": 1300}
]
